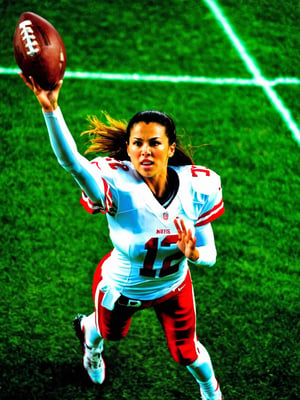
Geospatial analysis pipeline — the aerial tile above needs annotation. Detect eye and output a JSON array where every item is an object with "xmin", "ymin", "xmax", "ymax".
[
  {"xmin": 150, "ymin": 140, "xmax": 161, "ymax": 146},
  {"xmin": 133, "ymin": 140, "xmax": 143, "ymax": 147}
]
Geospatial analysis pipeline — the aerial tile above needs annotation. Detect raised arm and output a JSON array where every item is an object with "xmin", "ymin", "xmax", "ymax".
[{"xmin": 21, "ymin": 75, "xmax": 105, "ymax": 204}]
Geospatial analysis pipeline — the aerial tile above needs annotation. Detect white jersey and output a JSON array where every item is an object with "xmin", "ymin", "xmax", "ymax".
[
  {"xmin": 80, "ymin": 157, "xmax": 224, "ymax": 300},
  {"xmin": 42, "ymin": 107, "xmax": 224, "ymax": 301}
]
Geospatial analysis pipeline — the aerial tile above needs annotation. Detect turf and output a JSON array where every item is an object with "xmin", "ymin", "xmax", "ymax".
[{"xmin": 0, "ymin": 1, "xmax": 299, "ymax": 399}]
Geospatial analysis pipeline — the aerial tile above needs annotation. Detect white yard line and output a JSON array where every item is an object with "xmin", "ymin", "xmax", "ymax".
[
  {"xmin": 203, "ymin": 0, "xmax": 300, "ymax": 146},
  {"xmin": 1, "ymin": 67, "xmax": 300, "ymax": 87}
]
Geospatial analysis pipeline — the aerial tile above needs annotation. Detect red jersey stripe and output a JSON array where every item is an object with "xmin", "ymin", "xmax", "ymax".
[
  {"xmin": 80, "ymin": 178, "xmax": 114, "ymax": 215},
  {"xmin": 80, "ymin": 192, "xmax": 101, "ymax": 214},
  {"xmin": 195, "ymin": 199, "xmax": 225, "ymax": 226}
]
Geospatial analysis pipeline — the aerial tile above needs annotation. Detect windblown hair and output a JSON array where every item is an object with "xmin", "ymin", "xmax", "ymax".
[
  {"xmin": 82, "ymin": 112, "xmax": 129, "ymax": 160},
  {"xmin": 82, "ymin": 110, "xmax": 194, "ymax": 165}
]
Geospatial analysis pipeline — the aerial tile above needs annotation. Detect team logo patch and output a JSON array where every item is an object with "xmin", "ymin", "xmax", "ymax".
[{"xmin": 163, "ymin": 212, "xmax": 169, "ymax": 220}]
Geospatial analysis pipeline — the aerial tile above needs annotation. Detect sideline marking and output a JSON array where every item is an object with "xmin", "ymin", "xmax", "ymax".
[
  {"xmin": 203, "ymin": 0, "xmax": 300, "ymax": 145},
  {"xmin": 1, "ymin": 67, "xmax": 300, "ymax": 87}
]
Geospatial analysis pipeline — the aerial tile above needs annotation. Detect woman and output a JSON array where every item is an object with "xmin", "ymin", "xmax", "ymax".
[{"xmin": 22, "ymin": 76, "xmax": 224, "ymax": 400}]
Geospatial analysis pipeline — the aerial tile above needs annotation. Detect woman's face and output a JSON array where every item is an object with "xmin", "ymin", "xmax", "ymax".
[{"xmin": 127, "ymin": 121, "xmax": 176, "ymax": 181}]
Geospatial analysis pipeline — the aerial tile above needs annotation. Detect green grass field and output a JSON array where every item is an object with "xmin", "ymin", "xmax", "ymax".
[{"xmin": 1, "ymin": 1, "xmax": 299, "ymax": 399}]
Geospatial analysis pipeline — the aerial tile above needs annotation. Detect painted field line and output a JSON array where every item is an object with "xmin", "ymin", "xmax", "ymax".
[
  {"xmin": 203, "ymin": 0, "xmax": 300, "ymax": 146},
  {"xmin": 1, "ymin": 67, "xmax": 300, "ymax": 87}
]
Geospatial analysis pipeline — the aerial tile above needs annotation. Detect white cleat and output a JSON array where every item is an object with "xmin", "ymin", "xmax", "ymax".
[
  {"xmin": 73, "ymin": 313, "xmax": 106, "ymax": 384},
  {"xmin": 83, "ymin": 343, "xmax": 106, "ymax": 384}
]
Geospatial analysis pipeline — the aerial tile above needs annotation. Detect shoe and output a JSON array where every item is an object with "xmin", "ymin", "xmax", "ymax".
[
  {"xmin": 83, "ymin": 343, "xmax": 106, "ymax": 384},
  {"xmin": 73, "ymin": 313, "xmax": 106, "ymax": 384},
  {"xmin": 200, "ymin": 380, "xmax": 223, "ymax": 400}
]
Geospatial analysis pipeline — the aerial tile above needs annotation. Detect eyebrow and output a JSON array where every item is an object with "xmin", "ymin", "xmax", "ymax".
[{"xmin": 132, "ymin": 136, "xmax": 161, "ymax": 140}]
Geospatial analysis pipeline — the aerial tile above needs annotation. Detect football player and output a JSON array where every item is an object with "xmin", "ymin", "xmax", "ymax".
[{"xmin": 22, "ymin": 76, "xmax": 224, "ymax": 400}]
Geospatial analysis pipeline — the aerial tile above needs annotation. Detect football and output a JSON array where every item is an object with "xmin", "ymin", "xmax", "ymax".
[{"xmin": 13, "ymin": 11, "xmax": 67, "ymax": 90}]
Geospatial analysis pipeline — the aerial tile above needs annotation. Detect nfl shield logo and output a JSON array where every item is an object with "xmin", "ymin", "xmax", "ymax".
[{"xmin": 163, "ymin": 212, "xmax": 169, "ymax": 220}]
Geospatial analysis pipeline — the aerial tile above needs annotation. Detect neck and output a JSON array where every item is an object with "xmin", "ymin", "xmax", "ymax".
[
  {"xmin": 144, "ymin": 172, "xmax": 169, "ymax": 199},
  {"xmin": 146, "ymin": 168, "xmax": 179, "ymax": 207}
]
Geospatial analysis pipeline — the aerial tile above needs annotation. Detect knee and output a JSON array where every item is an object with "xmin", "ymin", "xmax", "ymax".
[
  {"xmin": 168, "ymin": 339, "xmax": 198, "ymax": 366},
  {"xmin": 99, "ymin": 317, "xmax": 131, "ymax": 341}
]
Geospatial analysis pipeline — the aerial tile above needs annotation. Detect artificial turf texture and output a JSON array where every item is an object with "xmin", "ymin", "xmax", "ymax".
[{"xmin": 1, "ymin": 1, "xmax": 299, "ymax": 399}]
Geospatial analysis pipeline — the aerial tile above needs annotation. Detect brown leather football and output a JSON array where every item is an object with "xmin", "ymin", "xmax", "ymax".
[{"xmin": 13, "ymin": 12, "xmax": 67, "ymax": 90}]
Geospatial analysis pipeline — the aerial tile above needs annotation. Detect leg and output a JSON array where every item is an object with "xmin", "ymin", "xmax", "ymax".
[
  {"xmin": 74, "ymin": 298, "xmax": 139, "ymax": 385},
  {"xmin": 154, "ymin": 270, "xmax": 222, "ymax": 399},
  {"xmin": 187, "ymin": 342, "xmax": 222, "ymax": 399},
  {"xmin": 73, "ymin": 256, "xmax": 110, "ymax": 384},
  {"xmin": 81, "ymin": 312, "xmax": 103, "ymax": 348},
  {"xmin": 73, "ymin": 312, "xmax": 105, "ymax": 384},
  {"xmin": 92, "ymin": 256, "xmax": 139, "ymax": 340},
  {"xmin": 95, "ymin": 291, "xmax": 139, "ymax": 340},
  {"xmin": 154, "ymin": 270, "xmax": 198, "ymax": 365},
  {"xmin": 75, "ymin": 254, "xmax": 141, "ymax": 384},
  {"xmin": 72, "ymin": 254, "xmax": 112, "ymax": 384}
]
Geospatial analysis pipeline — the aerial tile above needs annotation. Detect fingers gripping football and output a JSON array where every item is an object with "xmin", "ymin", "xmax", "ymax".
[
  {"xmin": 174, "ymin": 218, "xmax": 199, "ymax": 262},
  {"xmin": 20, "ymin": 73, "xmax": 62, "ymax": 112}
]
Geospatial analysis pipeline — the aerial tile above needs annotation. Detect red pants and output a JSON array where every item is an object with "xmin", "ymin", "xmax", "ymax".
[{"xmin": 92, "ymin": 255, "xmax": 199, "ymax": 366}]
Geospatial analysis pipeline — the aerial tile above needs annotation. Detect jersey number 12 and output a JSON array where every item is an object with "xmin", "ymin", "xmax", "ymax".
[{"xmin": 139, "ymin": 235, "xmax": 183, "ymax": 278}]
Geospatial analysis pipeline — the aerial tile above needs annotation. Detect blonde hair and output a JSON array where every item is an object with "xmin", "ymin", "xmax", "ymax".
[
  {"xmin": 81, "ymin": 112, "xmax": 130, "ymax": 160},
  {"xmin": 82, "ymin": 110, "xmax": 194, "ymax": 165}
]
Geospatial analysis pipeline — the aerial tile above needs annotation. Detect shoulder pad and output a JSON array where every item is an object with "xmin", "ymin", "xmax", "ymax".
[
  {"xmin": 180, "ymin": 165, "xmax": 221, "ymax": 196},
  {"xmin": 90, "ymin": 156, "xmax": 129, "ymax": 174}
]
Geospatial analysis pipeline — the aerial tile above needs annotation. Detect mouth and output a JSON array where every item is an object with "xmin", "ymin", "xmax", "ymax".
[
  {"xmin": 140, "ymin": 160, "xmax": 154, "ymax": 171},
  {"xmin": 141, "ymin": 160, "xmax": 154, "ymax": 165}
]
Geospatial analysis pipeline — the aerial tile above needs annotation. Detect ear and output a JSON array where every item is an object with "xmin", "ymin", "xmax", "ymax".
[
  {"xmin": 168, "ymin": 142, "xmax": 176, "ymax": 158},
  {"xmin": 126, "ymin": 141, "xmax": 131, "ymax": 158}
]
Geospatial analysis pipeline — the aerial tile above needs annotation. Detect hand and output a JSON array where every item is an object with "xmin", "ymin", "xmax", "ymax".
[
  {"xmin": 20, "ymin": 74, "xmax": 63, "ymax": 113},
  {"xmin": 174, "ymin": 218, "xmax": 199, "ymax": 262}
]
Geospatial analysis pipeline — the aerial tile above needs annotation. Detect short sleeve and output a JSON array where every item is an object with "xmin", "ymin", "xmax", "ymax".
[{"xmin": 193, "ymin": 168, "xmax": 225, "ymax": 226}]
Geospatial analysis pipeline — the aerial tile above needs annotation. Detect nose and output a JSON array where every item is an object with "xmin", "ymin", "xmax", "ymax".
[{"xmin": 141, "ymin": 143, "xmax": 151, "ymax": 155}]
